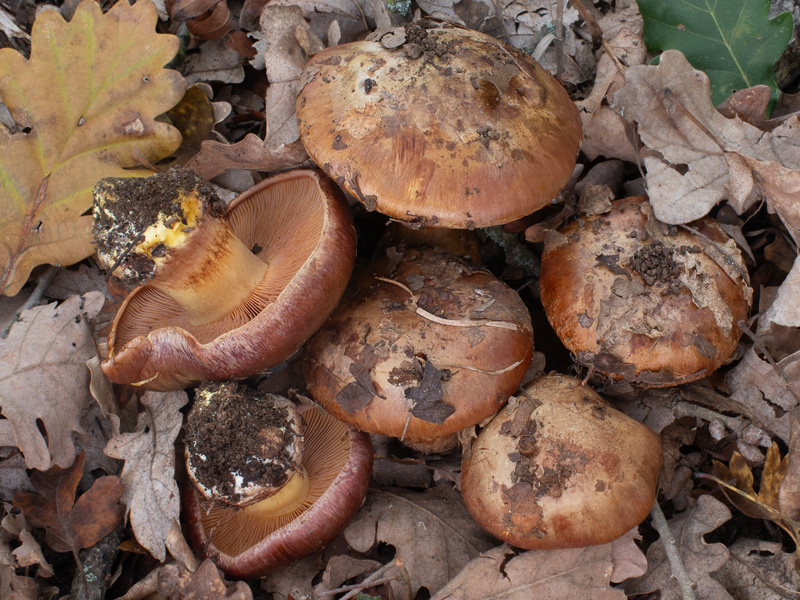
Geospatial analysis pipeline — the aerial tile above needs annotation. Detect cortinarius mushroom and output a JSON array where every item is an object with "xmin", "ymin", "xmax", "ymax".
[
  {"xmin": 93, "ymin": 168, "xmax": 355, "ymax": 390},
  {"xmin": 182, "ymin": 382, "xmax": 372, "ymax": 578},
  {"xmin": 461, "ymin": 373, "xmax": 662, "ymax": 549},
  {"xmin": 296, "ymin": 23, "xmax": 582, "ymax": 229},
  {"xmin": 539, "ymin": 196, "xmax": 752, "ymax": 387},
  {"xmin": 303, "ymin": 244, "xmax": 534, "ymax": 450}
]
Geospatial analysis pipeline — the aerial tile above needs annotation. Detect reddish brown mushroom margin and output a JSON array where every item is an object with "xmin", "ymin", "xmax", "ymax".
[{"xmin": 97, "ymin": 169, "xmax": 356, "ymax": 391}]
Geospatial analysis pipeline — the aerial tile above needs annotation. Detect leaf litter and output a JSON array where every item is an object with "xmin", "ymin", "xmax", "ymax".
[{"xmin": 0, "ymin": 0, "xmax": 800, "ymax": 597}]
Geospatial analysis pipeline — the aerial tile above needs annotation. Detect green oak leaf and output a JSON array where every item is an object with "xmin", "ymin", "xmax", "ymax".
[{"xmin": 637, "ymin": 0, "xmax": 792, "ymax": 105}]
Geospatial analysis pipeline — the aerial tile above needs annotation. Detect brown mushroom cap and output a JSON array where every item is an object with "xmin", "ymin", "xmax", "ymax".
[
  {"xmin": 182, "ymin": 404, "xmax": 373, "ymax": 579},
  {"xmin": 303, "ymin": 246, "xmax": 534, "ymax": 447},
  {"xmin": 461, "ymin": 373, "xmax": 663, "ymax": 550},
  {"xmin": 539, "ymin": 196, "xmax": 752, "ymax": 387},
  {"xmin": 296, "ymin": 24, "xmax": 582, "ymax": 229},
  {"xmin": 100, "ymin": 169, "xmax": 356, "ymax": 390}
]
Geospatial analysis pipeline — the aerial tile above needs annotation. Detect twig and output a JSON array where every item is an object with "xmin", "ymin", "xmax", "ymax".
[
  {"xmin": 2, "ymin": 265, "xmax": 59, "ymax": 338},
  {"xmin": 672, "ymin": 401, "xmax": 744, "ymax": 434},
  {"xmin": 554, "ymin": 0, "xmax": 565, "ymax": 78},
  {"xmin": 568, "ymin": 0, "xmax": 603, "ymax": 42},
  {"xmin": 70, "ymin": 525, "xmax": 125, "ymax": 600},
  {"xmin": 317, "ymin": 558, "xmax": 405, "ymax": 600},
  {"xmin": 483, "ymin": 225, "xmax": 540, "ymax": 277},
  {"xmin": 650, "ymin": 500, "xmax": 697, "ymax": 600}
]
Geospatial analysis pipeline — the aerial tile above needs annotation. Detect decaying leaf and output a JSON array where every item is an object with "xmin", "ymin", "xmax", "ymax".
[
  {"xmin": 431, "ymin": 542, "xmax": 628, "ymax": 600},
  {"xmin": 344, "ymin": 484, "xmax": 496, "ymax": 596},
  {"xmin": 724, "ymin": 348, "xmax": 800, "ymax": 444},
  {"xmin": 780, "ymin": 407, "xmax": 800, "ymax": 523},
  {"xmin": 158, "ymin": 559, "xmax": 253, "ymax": 599},
  {"xmin": 0, "ymin": 0, "xmax": 184, "ymax": 296},
  {"xmin": 0, "ymin": 291, "xmax": 105, "ymax": 471},
  {"xmin": 1, "ymin": 512, "xmax": 54, "ymax": 577},
  {"xmin": 12, "ymin": 452, "xmax": 124, "ymax": 555},
  {"xmin": 714, "ymin": 538, "xmax": 800, "ymax": 599},
  {"xmin": 260, "ymin": 5, "xmax": 323, "ymax": 151},
  {"xmin": 625, "ymin": 495, "xmax": 733, "ymax": 600},
  {"xmin": 104, "ymin": 390, "xmax": 189, "ymax": 562},
  {"xmin": 704, "ymin": 443, "xmax": 800, "ymax": 555}
]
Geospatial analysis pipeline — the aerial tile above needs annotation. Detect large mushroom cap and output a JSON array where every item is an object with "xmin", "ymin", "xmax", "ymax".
[
  {"xmin": 100, "ymin": 169, "xmax": 356, "ymax": 390},
  {"xmin": 539, "ymin": 196, "xmax": 752, "ymax": 387},
  {"xmin": 303, "ymin": 246, "xmax": 534, "ymax": 447},
  {"xmin": 182, "ymin": 404, "xmax": 373, "ymax": 579},
  {"xmin": 296, "ymin": 24, "xmax": 582, "ymax": 229},
  {"xmin": 461, "ymin": 373, "xmax": 663, "ymax": 550}
]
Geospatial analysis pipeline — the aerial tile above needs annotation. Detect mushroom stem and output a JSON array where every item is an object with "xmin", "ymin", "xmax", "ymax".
[
  {"xmin": 244, "ymin": 468, "xmax": 311, "ymax": 516},
  {"xmin": 150, "ymin": 215, "xmax": 269, "ymax": 326}
]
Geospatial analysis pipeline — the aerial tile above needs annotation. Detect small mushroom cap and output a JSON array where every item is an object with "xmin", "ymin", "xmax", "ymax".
[
  {"xmin": 101, "ymin": 169, "xmax": 356, "ymax": 390},
  {"xmin": 184, "ymin": 383, "xmax": 305, "ymax": 506},
  {"xmin": 182, "ymin": 405, "xmax": 373, "ymax": 578},
  {"xmin": 303, "ymin": 247, "xmax": 533, "ymax": 446},
  {"xmin": 461, "ymin": 373, "xmax": 663, "ymax": 550},
  {"xmin": 539, "ymin": 196, "xmax": 752, "ymax": 387},
  {"xmin": 296, "ymin": 24, "xmax": 581, "ymax": 229}
]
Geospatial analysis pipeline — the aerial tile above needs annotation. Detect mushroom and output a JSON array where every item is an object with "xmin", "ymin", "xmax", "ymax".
[
  {"xmin": 181, "ymin": 381, "xmax": 373, "ymax": 578},
  {"xmin": 296, "ymin": 22, "xmax": 582, "ymax": 229},
  {"xmin": 93, "ymin": 168, "xmax": 356, "ymax": 390},
  {"xmin": 461, "ymin": 373, "xmax": 663, "ymax": 549},
  {"xmin": 539, "ymin": 196, "xmax": 752, "ymax": 387},
  {"xmin": 303, "ymin": 244, "xmax": 534, "ymax": 451}
]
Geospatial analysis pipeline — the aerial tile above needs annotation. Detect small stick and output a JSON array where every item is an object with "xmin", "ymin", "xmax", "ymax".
[
  {"xmin": 650, "ymin": 500, "xmax": 697, "ymax": 600},
  {"xmin": 317, "ymin": 558, "xmax": 405, "ymax": 600},
  {"xmin": 673, "ymin": 401, "xmax": 744, "ymax": 434}
]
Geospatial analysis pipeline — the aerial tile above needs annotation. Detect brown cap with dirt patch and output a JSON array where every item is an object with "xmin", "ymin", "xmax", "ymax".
[
  {"xmin": 539, "ymin": 196, "xmax": 752, "ymax": 387},
  {"xmin": 461, "ymin": 373, "xmax": 663, "ymax": 550},
  {"xmin": 303, "ymin": 244, "xmax": 534, "ymax": 451},
  {"xmin": 296, "ymin": 23, "xmax": 582, "ymax": 229},
  {"xmin": 96, "ymin": 168, "xmax": 356, "ymax": 391}
]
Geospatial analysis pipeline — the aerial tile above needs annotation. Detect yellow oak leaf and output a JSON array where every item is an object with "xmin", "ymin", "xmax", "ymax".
[{"xmin": 0, "ymin": 0, "xmax": 184, "ymax": 296}]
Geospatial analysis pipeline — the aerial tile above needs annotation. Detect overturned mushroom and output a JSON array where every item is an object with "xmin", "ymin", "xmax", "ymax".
[
  {"xmin": 303, "ymin": 244, "xmax": 533, "ymax": 451},
  {"xmin": 182, "ymin": 381, "xmax": 372, "ymax": 578},
  {"xmin": 461, "ymin": 373, "xmax": 663, "ymax": 549},
  {"xmin": 93, "ymin": 168, "xmax": 356, "ymax": 390},
  {"xmin": 296, "ymin": 23, "xmax": 582, "ymax": 229},
  {"xmin": 539, "ymin": 196, "xmax": 752, "ymax": 387}
]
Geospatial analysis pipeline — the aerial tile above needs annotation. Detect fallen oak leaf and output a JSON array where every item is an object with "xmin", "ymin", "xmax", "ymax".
[
  {"xmin": 0, "ymin": 0, "xmax": 184, "ymax": 296},
  {"xmin": 103, "ymin": 390, "xmax": 189, "ymax": 562},
  {"xmin": 0, "ymin": 291, "xmax": 105, "ymax": 471},
  {"xmin": 12, "ymin": 452, "xmax": 124, "ymax": 555}
]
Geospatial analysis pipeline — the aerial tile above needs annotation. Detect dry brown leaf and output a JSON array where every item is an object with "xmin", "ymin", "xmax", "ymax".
[
  {"xmin": 12, "ymin": 452, "xmax": 124, "ymax": 555},
  {"xmin": 625, "ymin": 495, "xmax": 733, "ymax": 600},
  {"xmin": 714, "ymin": 538, "xmax": 800, "ymax": 599},
  {"xmin": 271, "ymin": 0, "xmax": 379, "ymax": 45},
  {"xmin": 158, "ymin": 559, "xmax": 253, "ymax": 599},
  {"xmin": 431, "ymin": 542, "xmax": 627, "ymax": 600},
  {"xmin": 1, "ymin": 513, "xmax": 53, "ymax": 577},
  {"xmin": 725, "ymin": 348, "xmax": 800, "ymax": 445},
  {"xmin": 344, "ymin": 484, "xmax": 496, "ymax": 596},
  {"xmin": 183, "ymin": 39, "xmax": 245, "ymax": 85},
  {"xmin": 0, "ymin": 558, "xmax": 38, "ymax": 600},
  {"xmin": 103, "ymin": 390, "xmax": 189, "ymax": 562},
  {"xmin": 0, "ymin": 292, "xmax": 105, "ymax": 471},
  {"xmin": 576, "ymin": 28, "xmax": 646, "ymax": 163},
  {"xmin": 707, "ymin": 444, "xmax": 799, "ymax": 552},
  {"xmin": 0, "ymin": 0, "xmax": 184, "ymax": 296},
  {"xmin": 260, "ymin": 552, "xmax": 325, "ymax": 600},
  {"xmin": 260, "ymin": 5, "xmax": 323, "ymax": 151},
  {"xmin": 185, "ymin": 133, "xmax": 309, "ymax": 180},
  {"xmin": 780, "ymin": 407, "xmax": 800, "ymax": 522}
]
